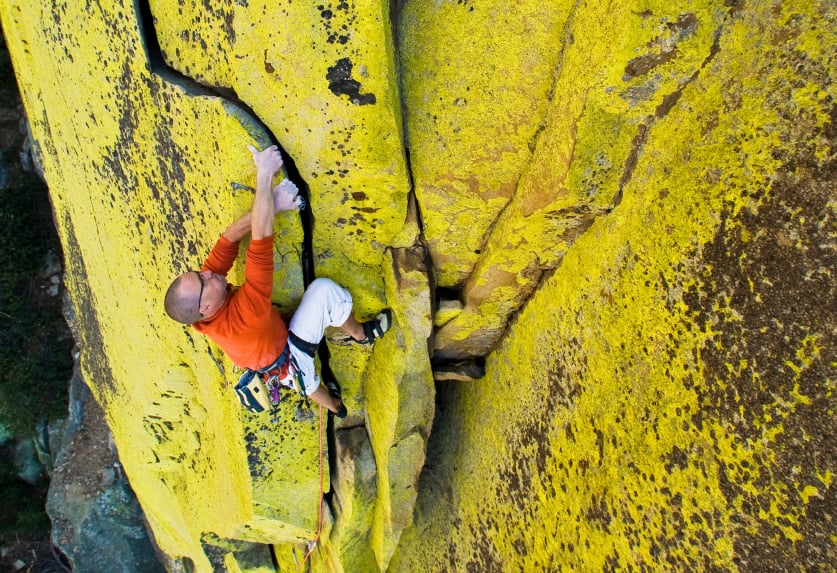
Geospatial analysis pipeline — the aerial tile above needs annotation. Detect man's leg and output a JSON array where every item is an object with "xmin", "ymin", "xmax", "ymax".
[
  {"xmin": 307, "ymin": 384, "xmax": 342, "ymax": 412},
  {"xmin": 289, "ymin": 350, "xmax": 346, "ymax": 416},
  {"xmin": 339, "ymin": 315, "xmax": 365, "ymax": 341},
  {"xmin": 288, "ymin": 278, "xmax": 355, "ymax": 416},
  {"xmin": 290, "ymin": 277, "xmax": 390, "ymax": 344},
  {"xmin": 288, "ymin": 278, "xmax": 355, "ymax": 345},
  {"xmin": 288, "ymin": 278, "xmax": 391, "ymax": 416}
]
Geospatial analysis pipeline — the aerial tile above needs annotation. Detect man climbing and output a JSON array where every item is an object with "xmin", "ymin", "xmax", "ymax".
[{"xmin": 164, "ymin": 145, "xmax": 390, "ymax": 418}]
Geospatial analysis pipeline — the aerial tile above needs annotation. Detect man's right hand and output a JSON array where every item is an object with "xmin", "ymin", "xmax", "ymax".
[
  {"xmin": 248, "ymin": 145, "xmax": 284, "ymax": 240},
  {"xmin": 248, "ymin": 145, "xmax": 283, "ymax": 179}
]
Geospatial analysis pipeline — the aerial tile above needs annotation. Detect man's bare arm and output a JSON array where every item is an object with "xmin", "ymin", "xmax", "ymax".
[
  {"xmin": 221, "ymin": 212, "xmax": 252, "ymax": 243},
  {"xmin": 226, "ymin": 146, "xmax": 300, "ymax": 242},
  {"xmin": 248, "ymin": 145, "xmax": 283, "ymax": 240}
]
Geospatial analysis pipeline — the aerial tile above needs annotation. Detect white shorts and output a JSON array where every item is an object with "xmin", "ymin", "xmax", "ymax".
[{"xmin": 284, "ymin": 278, "xmax": 353, "ymax": 395}]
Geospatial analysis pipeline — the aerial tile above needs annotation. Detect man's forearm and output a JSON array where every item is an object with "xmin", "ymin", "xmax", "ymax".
[
  {"xmin": 222, "ymin": 212, "xmax": 252, "ymax": 243},
  {"xmin": 248, "ymin": 146, "xmax": 283, "ymax": 240},
  {"xmin": 250, "ymin": 169, "xmax": 275, "ymax": 240}
]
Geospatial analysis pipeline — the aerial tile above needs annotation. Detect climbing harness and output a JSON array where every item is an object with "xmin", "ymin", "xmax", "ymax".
[
  {"xmin": 233, "ymin": 344, "xmax": 313, "ymax": 422},
  {"xmin": 289, "ymin": 330, "xmax": 319, "ymax": 356}
]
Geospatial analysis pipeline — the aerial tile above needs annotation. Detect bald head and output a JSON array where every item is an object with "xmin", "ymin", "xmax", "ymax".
[{"xmin": 164, "ymin": 273, "xmax": 203, "ymax": 325}]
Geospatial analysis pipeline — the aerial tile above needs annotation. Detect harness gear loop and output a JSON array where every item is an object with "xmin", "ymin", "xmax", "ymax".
[
  {"xmin": 257, "ymin": 344, "xmax": 292, "ymax": 397},
  {"xmin": 258, "ymin": 344, "xmax": 314, "ymax": 423}
]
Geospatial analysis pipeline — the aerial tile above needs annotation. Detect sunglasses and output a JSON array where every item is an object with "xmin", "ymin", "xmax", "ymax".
[{"xmin": 195, "ymin": 271, "xmax": 205, "ymax": 315}]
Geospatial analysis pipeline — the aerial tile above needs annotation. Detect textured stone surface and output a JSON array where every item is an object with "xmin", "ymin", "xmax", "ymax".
[
  {"xmin": 399, "ymin": 0, "xmax": 571, "ymax": 288},
  {"xmin": 0, "ymin": 0, "xmax": 425, "ymax": 570},
  {"xmin": 392, "ymin": 1, "xmax": 837, "ymax": 571},
  {"xmin": 425, "ymin": 0, "xmax": 729, "ymax": 360},
  {"xmin": 3, "ymin": 0, "xmax": 836, "ymax": 571},
  {"xmin": 327, "ymin": 425, "xmax": 379, "ymax": 571},
  {"xmin": 363, "ymin": 241, "xmax": 435, "ymax": 569},
  {"xmin": 148, "ymin": 0, "xmax": 410, "ymax": 309},
  {"xmin": 47, "ymin": 368, "xmax": 164, "ymax": 573}
]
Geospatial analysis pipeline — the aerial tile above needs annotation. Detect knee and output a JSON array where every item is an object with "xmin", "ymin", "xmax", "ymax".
[
  {"xmin": 306, "ymin": 277, "xmax": 353, "ymax": 312},
  {"xmin": 308, "ymin": 277, "xmax": 345, "ymax": 297},
  {"xmin": 309, "ymin": 277, "xmax": 336, "ymax": 289}
]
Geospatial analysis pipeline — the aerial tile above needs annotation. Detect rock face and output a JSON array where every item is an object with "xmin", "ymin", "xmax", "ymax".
[
  {"xmin": 1, "ymin": 0, "xmax": 835, "ymax": 571},
  {"xmin": 47, "ymin": 364, "xmax": 165, "ymax": 572}
]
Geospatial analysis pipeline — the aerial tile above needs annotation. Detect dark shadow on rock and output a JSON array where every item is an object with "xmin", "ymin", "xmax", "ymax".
[{"xmin": 47, "ymin": 366, "xmax": 166, "ymax": 573}]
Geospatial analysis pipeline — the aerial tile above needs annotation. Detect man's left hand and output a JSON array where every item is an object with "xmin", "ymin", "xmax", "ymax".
[{"xmin": 273, "ymin": 179, "xmax": 303, "ymax": 212}]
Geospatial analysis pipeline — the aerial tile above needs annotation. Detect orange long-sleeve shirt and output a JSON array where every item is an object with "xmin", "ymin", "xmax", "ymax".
[{"xmin": 192, "ymin": 235, "xmax": 287, "ymax": 370}]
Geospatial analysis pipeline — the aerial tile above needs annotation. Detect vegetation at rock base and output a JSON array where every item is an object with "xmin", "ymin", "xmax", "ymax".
[
  {"xmin": 0, "ymin": 445, "xmax": 49, "ymax": 535},
  {"xmin": 0, "ymin": 33, "xmax": 72, "ymax": 439},
  {"xmin": 0, "ymin": 28, "xmax": 71, "ymax": 553},
  {"xmin": 0, "ymin": 176, "xmax": 73, "ymax": 436}
]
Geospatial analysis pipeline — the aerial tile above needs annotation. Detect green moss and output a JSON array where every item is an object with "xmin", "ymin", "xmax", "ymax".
[{"xmin": 0, "ymin": 455, "xmax": 49, "ymax": 535}]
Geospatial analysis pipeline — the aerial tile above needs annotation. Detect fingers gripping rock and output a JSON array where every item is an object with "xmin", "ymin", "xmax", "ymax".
[
  {"xmin": 273, "ymin": 178, "xmax": 304, "ymax": 212},
  {"xmin": 248, "ymin": 145, "xmax": 283, "ymax": 176}
]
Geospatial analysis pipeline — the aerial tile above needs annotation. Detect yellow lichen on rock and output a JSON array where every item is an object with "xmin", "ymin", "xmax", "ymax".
[
  {"xmin": 3, "ymin": 0, "xmax": 836, "ymax": 570},
  {"xmin": 431, "ymin": 0, "xmax": 728, "ymax": 360},
  {"xmin": 148, "ymin": 0, "xmax": 410, "ymax": 313},
  {"xmin": 392, "ymin": 1, "xmax": 837, "ymax": 570},
  {"xmin": 0, "ymin": 0, "xmax": 344, "ymax": 569},
  {"xmin": 2, "ymin": 0, "xmax": 435, "ymax": 569},
  {"xmin": 363, "ymin": 246, "xmax": 434, "ymax": 569},
  {"xmin": 400, "ymin": 0, "xmax": 573, "ymax": 288}
]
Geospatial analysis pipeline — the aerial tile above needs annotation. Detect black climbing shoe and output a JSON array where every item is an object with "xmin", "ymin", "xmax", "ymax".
[
  {"xmin": 324, "ymin": 379, "xmax": 347, "ymax": 419},
  {"xmin": 353, "ymin": 309, "xmax": 392, "ymax": 345}
]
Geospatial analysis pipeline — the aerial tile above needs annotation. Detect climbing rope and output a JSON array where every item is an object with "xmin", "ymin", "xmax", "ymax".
[
  {"xmin": 284, "ymin": 145, "xmax": 329, "ymax": 571},
  {"xmin": 299, "ymin": 404, "xmax": 325, "ymax": 572}
]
